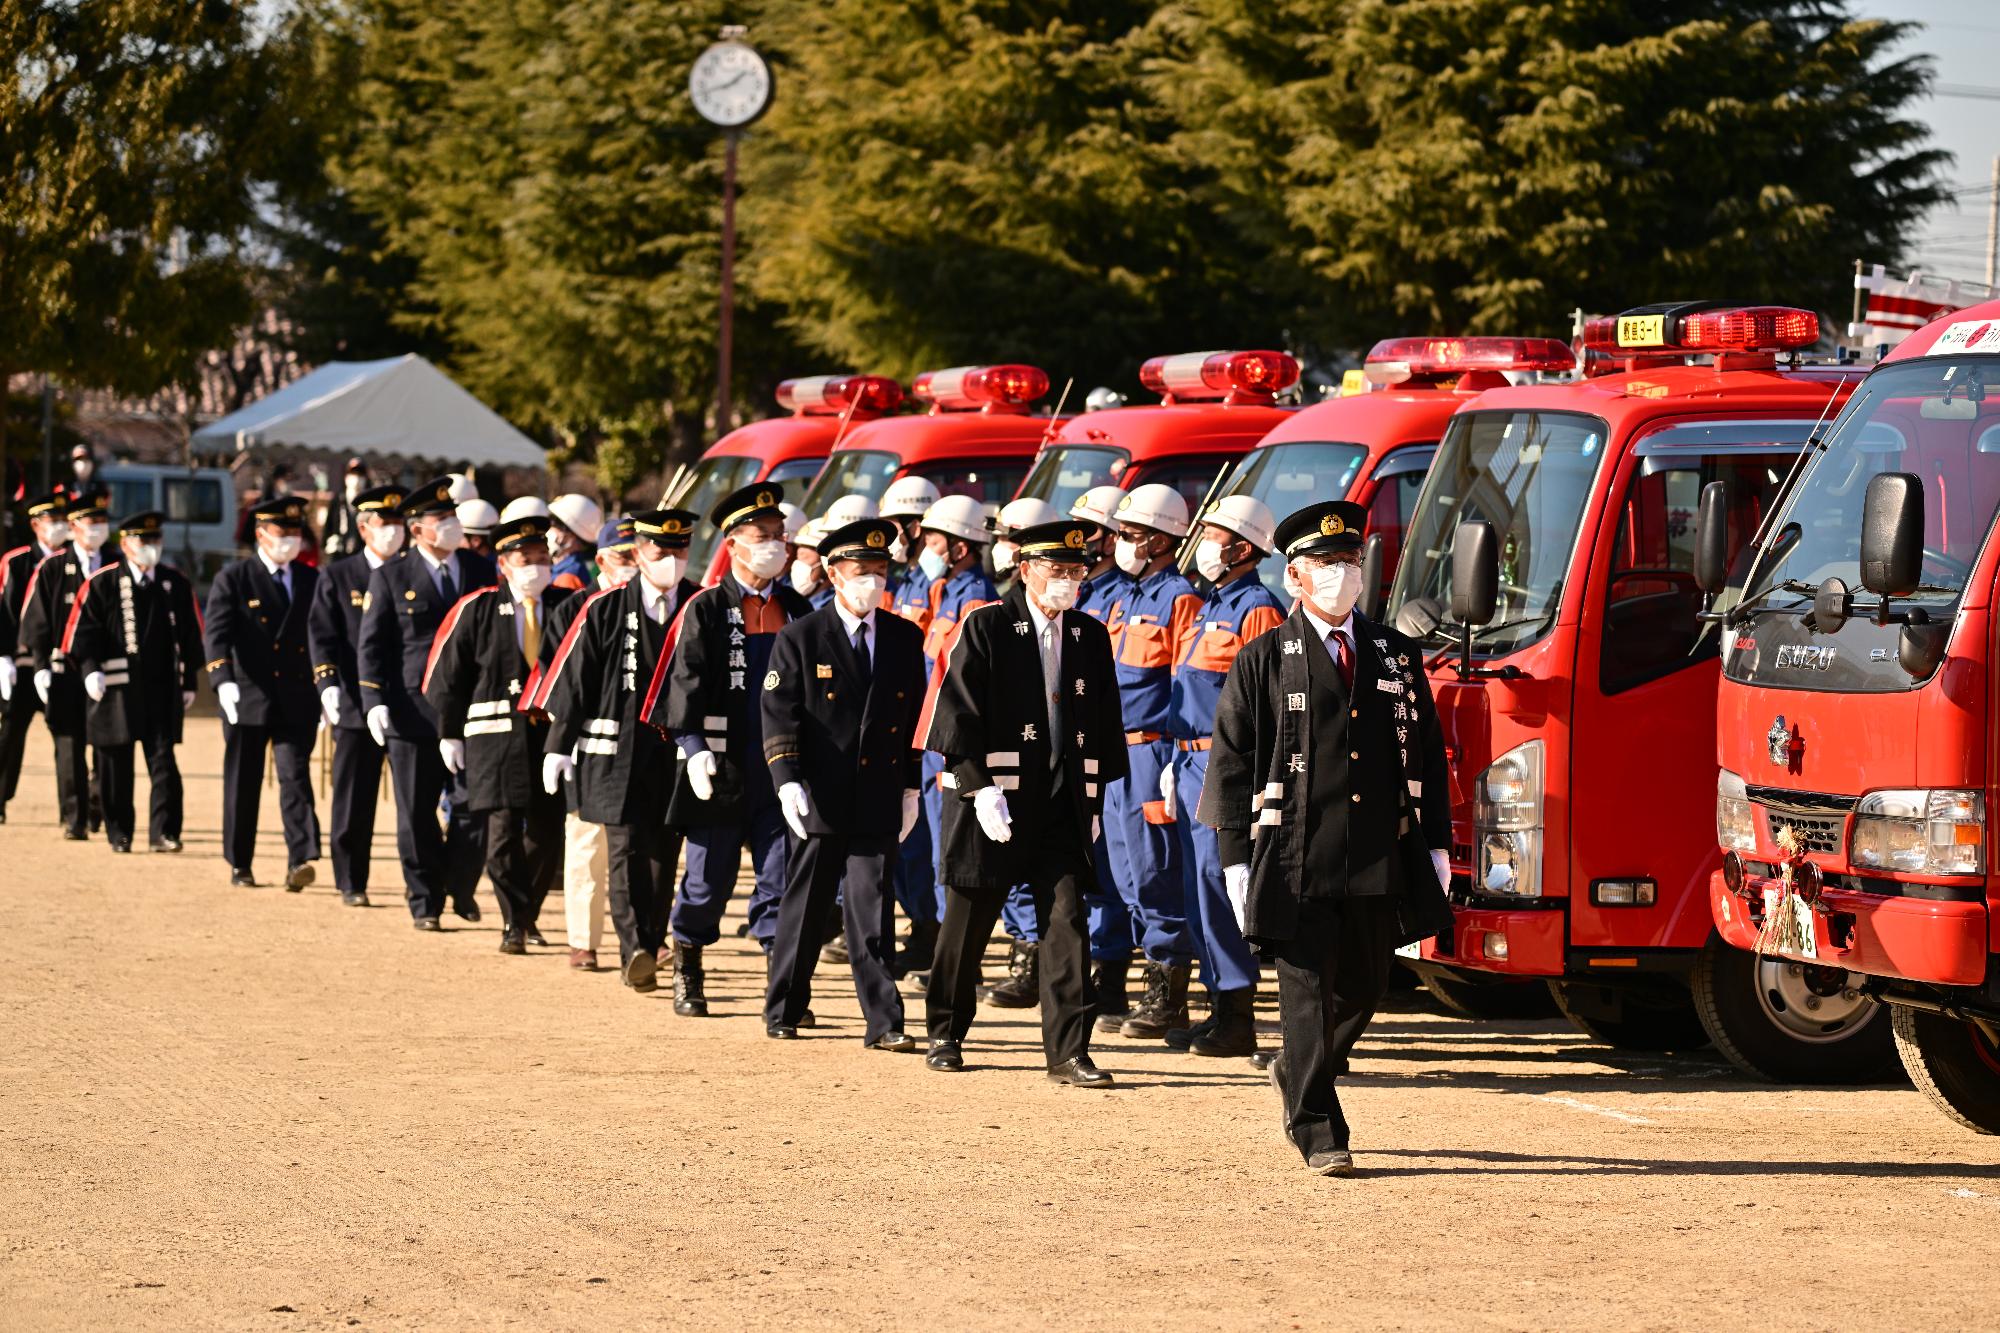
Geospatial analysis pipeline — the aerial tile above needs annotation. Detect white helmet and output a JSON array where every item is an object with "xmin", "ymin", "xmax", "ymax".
[
  {"xmin": 794, "ymin": 517, "xmax": 827, "ymax": 551},
  {"xmin": 823, "ymin": 492, "xmax": 880, "ymax": 526},
  {"xmin": 1200, "ymin": 493, "xmax": 1278, "ymax": 554},
  {"xmin": 548, "ymin": 493, "xmax": 603, "ymax": 543},
  {"xmin": 919, "ymin": 494, "xmax": 990, "ymax": 545},
  {"xmin": 779, "ymin": 502, "xmax": 807, "ymax": 541},
  {"xmin": 1070, "ymin": 484, "xmax": 1127, "ymax": 527},
  {"xmin": 996, "ymin": 496, "xmax": 1059, "ymax": 535},
  {"xmin": 879, "ymin": 474, "xmax": 941, "ymax": 519},
  {"xmin": 1112, "ymin": 483, "xmax": 1191, "ymax": 538},
  {"xmin": 447, "ymin": 472, "xmax": 480, "ymax": 504},
  {"xmin": 499, "ymin": 496, "xmax": 550, "ymax": 522},
  {"xmin": 455, "ymin": 498, "xmax": 500, "ymax": 535}
]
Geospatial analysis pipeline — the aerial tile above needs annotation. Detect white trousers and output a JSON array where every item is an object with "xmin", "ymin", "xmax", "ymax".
[{"xmin": 563, "ymin": 812, "xmax": 610, "ymax": 952}]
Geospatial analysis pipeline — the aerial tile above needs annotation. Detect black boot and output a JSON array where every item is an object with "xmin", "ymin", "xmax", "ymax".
[
  {"xmin": 1164, "ymin": 996, "xmax": 1220, "ymax": 1052},
  {"xmin": 821, "ymin": 930, "xmax": 850, "ymax": 966},
  {"xmin": 1121, "ymin": 961, "xmax": 1191, "ymax": 1039},
  {"xmin": 674, "ymin": 944, "xmax": 709, "ymax": 1017},
  {"xmin": 986, "ymin": 941, "xmax": 1041, "ymax": 1008},
  {"xmin": 1092, "ymin": 959, "xmax": 1133, "ymax": 1033},
  {"xmin": 894, "ymin": 916, "xmax": 937, "ymax": 979},
  {"xmin": 977, "ymin": 940, "xmax": 1024, "ymax": 1002},
  {"xmin": 1190, "ymin": 987, "xmax": 1257, "ymax": 1057}
]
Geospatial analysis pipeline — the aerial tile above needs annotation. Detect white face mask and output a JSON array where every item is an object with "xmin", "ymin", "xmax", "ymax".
[
  {"xmin": 639, "ymin": 550, "xmax": 682, "ymax": 590},
  {"xmin": 993, "ymin": 541, "xmax": 1018, "ymax": 574},
  {"xmin": 266, "ymin": 533, "xmax": 303, "ymax": 564},
  {"xmin": 507, "ymin": 562, "xmax": 552, "ymax": 599},
  {"xmin": 1194, "ymin": 539, "xmax": 1231, "ymax": 583},
  {"xmin": 889, "ymin": 532, "xmax": 908, "ymax": 564},
  {"xmin": 123, "ymin": 541, "xmax": 161, "ymax": 570},
  {"xmin": 1038, "ymin": 576, "xmax": 1079, "ymax": 612},
  {"xmin": 917, "ymin": 546, "xmax": 949, "ymax": 582},
  {"xmin": 426, "ymin": 515, "xmax": 465, "ymax": 553},
  {"xmin": 602, "ymin": 560, "xmax": 638, "ymax": 588},
  {"xmin": 365, "ymin": 521, "xmax": 405, "ymax": 558},
  {"xmin": 1282, "ymin": 563, "xmax": 1304, "ymax": 602},
  {"xmin": 836, "ymin": 572, "xmax": 886, "ymax": 616},
  {"xmin": 735, "ymin": 537, "xmax": 788, "ymax": 580},
  {"xmin": 790, "ymin": 558, "xmax": 822, "ymax": 595},
  {"xmin": 77, "ymin": 520, "xmax": 111, "ymax": 550},
  {"xmin": 1113, "ymin": 537, "xmax": 1150, "ymax": 577},
  {"xmin": 41, "ymin": 519, "xmax": 71, "ymax": 547},
  {"xmin": 1306, "ymin": 561, "xmax": 1361, "ymax": 621}
]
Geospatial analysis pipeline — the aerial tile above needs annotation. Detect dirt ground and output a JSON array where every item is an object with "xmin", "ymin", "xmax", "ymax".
[{"xmin": 2, "ymin": 720, "xmax": 1997, "ymax": 1331}]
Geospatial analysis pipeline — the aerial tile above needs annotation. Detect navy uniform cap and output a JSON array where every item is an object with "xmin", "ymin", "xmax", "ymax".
[
  {"xmin": 65, "ymin": 488, "xmax": 111, "ymax": 521},
  {"xmin": 353, "ymin": 483, "xmax": 405, "ymax": 514},
  {"xmin": 492, "ymin": 515, "xmax": 551, "ymax": 552},
  {"xmin": 820, "ymin": 518, "xmax": 899, "ymax": 563},
  {"xmin": 631, "ymin": 508, "xmax": 699, "ymax": 548},
  {"xmin": 709, "ymin": 481, "xmax": 784, "ymax": 533},
  {"xmin": 116, "ymin": 510, "xmax": 165, "ymax": 540},
  {"xmin": 1274, "ymin": 500, "xmax": 1366, "ymax": 559},
  {"xmin": 597, "ymin": 515, "xmax": 637, "ymax": 553},
  {"xmin": 251, "ymin": 494, "xmax": 308, "ymax": 527},
  {"xmin": 1012, "ymin": 519, "xmax": 1097, "ymax": 561},
  {"xmin": 24, "ymin": 487, "xmax": 69, "ymax": 519},
  {"xmin": 400, "ymin": 476, "xmax": 458, "ymax": 518}
]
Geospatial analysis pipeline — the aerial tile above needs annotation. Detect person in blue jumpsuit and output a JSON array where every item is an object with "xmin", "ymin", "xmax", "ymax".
[
  {"xmin": 1164, "ymin": 494, "xmax": 1285, "ymax": 1057},
  {"xmin": 879, "ymin": 475, "xmax": 942, "ymax": 973}
]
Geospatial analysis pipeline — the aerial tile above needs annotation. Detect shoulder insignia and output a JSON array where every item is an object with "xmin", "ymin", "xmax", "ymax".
[{"xmin": 763, "ymin": 669, "xmax": 780, "ymax": 691}]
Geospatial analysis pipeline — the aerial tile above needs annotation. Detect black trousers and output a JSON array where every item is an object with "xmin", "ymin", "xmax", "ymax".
[
  {"xmin": 329, "ymin": 725, "xmax": 384, "ymax": 895},
  {"xmin": 484, "ymin": 784, "xmax": 565, "ymax": 932},
  {"xmin": 1270, "ymin": 894, "xmax": 1397, "ymax": 1159},
  {"xmin": 928, "ymin": 853, "xmax": 1096, "ymax": 1066},
  {"xmin": 604, "ymin": 815, "xmax": 682, "ymax": 968},
  {"xmin": 766, "ymin": 832, "xmax": 903, "ymax": 1041},
  {"xmin": 50, "ymin": 731, "xmax": 92, "ymax": 836},
  {"xmin": 0, "ymin": 685, "xmax": 41, "ymax": 811},
  {"xmin": 383, "ymin": 735, "xmax": 484, "ymax": 920},
  {"xmin": 222, "ymin": 720, "xmax": 319, "ymax": 873},
  {"xmin": 96, "ymin": 733, "xmax": 181, "ymax": 846}
]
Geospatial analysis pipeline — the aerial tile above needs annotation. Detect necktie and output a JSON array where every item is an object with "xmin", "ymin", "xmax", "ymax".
[
  {"xmin": 271, "ymin": 566, "xmax": 290, "ymax": 615},
  {"xmin": 852, "ymin": 620, "xmax": 871, "ymax": 682},
  {"xmin": 1332, "ymin": 629, "xmax": 1354, "ymax": 691},
  {"xmin": 522, "ymin": 598, "xmax": 540, "ymax": 663},
  {"xmin": 1041, "ymin": 620, "xmax": 1061, "ymax": 767},
  {"xmin": 437, "ymin": 561, "xmax": 458, "ymax": 606}
]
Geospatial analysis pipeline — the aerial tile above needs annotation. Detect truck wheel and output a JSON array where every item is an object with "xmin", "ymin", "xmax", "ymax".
[
  {"xmin": 1548, "ymin": 980, "xmax": 1710, "ymax": 1052},
  {"xmin": 1891, "ymin": 1006, "xmax": 2000, "ymax": 1135},
  {"xmin": 1423, "ymin": 971, "xmax": 1559, "ymax": 1020},
  {"xmin": 1690, "ymin": 937, "xmax": 1897, "ymax": 1084}
]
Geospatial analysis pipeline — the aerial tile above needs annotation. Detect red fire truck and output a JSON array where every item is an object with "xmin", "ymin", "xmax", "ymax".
[
  {"xmin": 669, "ymin": 373, "xmax": 902, "ymax": 582},
  {"xmin": 1387, "ymin": 302, "xmax": 1891, "ymax": 1079},
  {"xmin": 1706, "ymin": 301, "xmax": 2000, "ymax": 1124}
]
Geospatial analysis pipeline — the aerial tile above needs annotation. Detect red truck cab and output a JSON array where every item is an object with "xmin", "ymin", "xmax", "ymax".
[
  {"xmin": 1388, "ymin": 303, "xmax": 1885, "ymax": 1074},
  {"xmin": 1708, "ymin": 302, "xmax": 2000, "ymax": 1126},
  {"xmin": 670, "ymin": 373, "xmax": 901, "ymax": 583}
]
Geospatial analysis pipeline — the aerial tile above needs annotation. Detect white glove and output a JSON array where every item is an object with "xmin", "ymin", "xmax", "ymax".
[
  {"xmin": 1092, "ymin": 814, "xmax": 1101, "ymax": 843},
  {"xmin": 0, "ymin": 657, "xmax": 15, "ymax": 700},
  {"xmin": 1158, "ymin": 758, "xmax": 1175, "ymax": 820},
  {"xmin": 778, "ymin": 781, "xmax": 811, "ymax": 839},
  {"xmin": 216, "ymin": 680, "xmax": 241, "ymax": 725},
  {"xmin": 973, "ymin": 786, "xmax": 1013, "ymax": 843},
  {"xmin": 34, "ymin": 668, "xmax": 53, "ymax": 705},
  {"xmin": 900, "ymin": 788, "xmax": 921, "ymax": 842},
  {"xmin": 83, "ymin": 671, "xmax": 106, "ymax": 702},
  {"xmin": 181, "ymin": 690, "xmax": 196, "ymax": 710},
  {"xmin": 686, "ymin": 747, "xmax": 717, "ymax": 801},
  {"xmin": 439, "ymin": 737, "xmax": 466, "ymax": 773},
  {"xmin": 542, "ymin": 752, "xmax": 573, "ymax": 795},
  {"xmin": 320, "ymin": 685, "xmax": 343, "ymax": 727},
  {"xmin": 1431, "ymin": 848, "xmax": 1452, "ymax": 893},
  {"xmin": 365, "ymin": 703, "xmax": 388, "ymax": 747},
  {"xmin": 1224, "ymin": 863, "xmax": 1251, "ymax": 933}
]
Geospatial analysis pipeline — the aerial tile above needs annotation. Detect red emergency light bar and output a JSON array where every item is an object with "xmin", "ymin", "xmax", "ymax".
[
  {"xmin": 774, "ymin": 373, "xmax": 904, "ymax": 417},
  {"xmin": 1579, "ymin": 303, "xmax": 1820, "ymax": 356},
  {"xmin": 1137, "ymin": 350, "xmax": 1300, "ymax": 404},
  {"xmin": 1362, "ymin": 336, "xmax": 1575, "ymax": 386},
  {"xmin": 912, "ymin": 364, "xmax": 1049, "ymax": 414}
]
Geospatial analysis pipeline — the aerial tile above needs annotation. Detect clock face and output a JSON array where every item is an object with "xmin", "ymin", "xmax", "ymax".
[{"xmin": 688, "ymin": 42, "xmax": 772, "ymax": 128}]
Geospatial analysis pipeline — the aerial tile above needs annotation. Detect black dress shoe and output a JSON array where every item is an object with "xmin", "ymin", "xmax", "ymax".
[
  {"xmin": 413, "ymin": 916, "xmax": 442, "ymax": 932},
  {"xmin": 340, "ymin": 891, "xmax": 369, "ymax": 907},
  {"xmin": 63, "ymin": 827, "xmax": 88, "ymax": 841},
  {"xmin": 624, "ymin": 951, "xmax": 659, "ymax": 993},
  {"xmin": 925, "ymin": 1040, "xmax": 963, "ymax": 1072},
  {"xmin": 1047, "ymin": 1056, "xmax": 1114, "ymax": 1088},
  {"xmin": 1249, "ymin": 1049, "xmax": 1277, "ymax": 1072},
  {"xmin": 766, "ymin": 1023, "xmax": 799, "ymax": 1040},
  {"xmin": 285, "ymin": 863, "xmax": 315, "ymax": 892},
  {"xmin": 230, "ymin": 868, "xmax": 256, "ymax": 887},
  {"xmin": 108, "ymin": 839, "xmax": 132, "ymax": 853},
  {"xmin": 149, "ymin": 836, "xmax": 183, "ymax": 853},
  {"xmin": 454, "ymin": 901, "xmax": 481, "ymax": 923},
  {"xmin": 498, "ymin": 929, "xmax": 527, "ymax": 955},
  {"xmin": 525, "ymin": 926, "xmax": 548, "ymax": 947},
  {"xmin": 797, "ymin": 1008, "xmax": 817, "ymax": 1029},
  {"xmin": 868, "ymin": 1032, "xmax": 918, "ymax": 1053}
]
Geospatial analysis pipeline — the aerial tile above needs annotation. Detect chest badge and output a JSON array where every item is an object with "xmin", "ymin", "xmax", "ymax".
[
  {"xmin": 764, "ymin": 669, "xmax": 780, "ymax": 690},
  {"xmin": 815, "ymin": 663, "xmax": 833, "ymax": 678}
]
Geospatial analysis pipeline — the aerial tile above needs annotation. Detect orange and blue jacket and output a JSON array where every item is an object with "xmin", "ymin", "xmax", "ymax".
[
  {"xmin": 1166, "ymin": 573, "xmax": 1286, "ymax": 741},
  {"xmin": 1109, "ymin": 567, "xmax": 1202, "ymax": 735}
]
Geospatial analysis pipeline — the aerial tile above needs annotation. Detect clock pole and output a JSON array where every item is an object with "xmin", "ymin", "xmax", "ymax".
[{"xmin": 718, "ymin": 128, "xmax": 738, "ymax": 437}]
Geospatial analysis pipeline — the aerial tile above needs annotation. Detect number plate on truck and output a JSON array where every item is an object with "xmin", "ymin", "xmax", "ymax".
[{"xmin": 1616, "ymin": 314, "xmax": 1667, "ymax": 347}]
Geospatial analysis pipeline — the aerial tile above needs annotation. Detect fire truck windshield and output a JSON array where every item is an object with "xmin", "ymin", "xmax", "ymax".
[
  {"xmin": 669, "ymin": 453, "xmax": 764, "ymax": 577},
  {"xmin": 797, "ymin": 449, "xmax": 901, "ymax": 520},
  {"xmin": 1388, "ymin": 410, "xmax": 1606, "ymax": 654},
  {"xmin": 1016, "ymin": 445, "xmax": 1127, "ymax": 516},
  {"xmin": 1727, "ymin": 356, "xmax": 2000, "ymax": 691},
  {"xmin": 1211, "ymin": 441, "xmax": 1367, "ymax": 599}
]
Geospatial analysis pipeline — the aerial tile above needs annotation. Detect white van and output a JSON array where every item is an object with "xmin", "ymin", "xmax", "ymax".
[{"xmin": 98, "ymin": 464, "xmax": 239, "ymax": 591}]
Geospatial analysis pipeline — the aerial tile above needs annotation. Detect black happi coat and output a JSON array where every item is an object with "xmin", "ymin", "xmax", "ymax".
[
  {"xmin": 201, "ymin": 554, "xmax": 320, "ymax": 729},
  {"xmin": 922, "ymin": 583, "xmax": 1128, "ymax": 891},
  {"xmin": 356, "ymin": 548, "xmax": 497, "ymax": 742},
  {"xmin": 19, "ymin": 547, "xmax": 123, "ymax": 733},
  {"xmin": 423, "ymin": 583, "xmax": 574, "ymax": 812},
  {"xmin": 1, "ymin": 544, "xmax": 50, "ymax": 677},
  {"xmin": 66, "ymin": 561, "xmax": 203, "ymax": 746},
  {"xmin": 760, "ymin": 604, "xmax": 926, "ymax": 839},
  {"xmin": 538, "ymin": 576, "xmax": 698, "ymax": 826},
  {"xmin": 1198, "ymin": 607, "xmax": 1451, "ymax": 950}
]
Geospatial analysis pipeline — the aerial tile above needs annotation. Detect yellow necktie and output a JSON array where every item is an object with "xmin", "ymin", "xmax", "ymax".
[{"xmin": 522, "ymin": 597, "xmax": 540, "ymax": 663}]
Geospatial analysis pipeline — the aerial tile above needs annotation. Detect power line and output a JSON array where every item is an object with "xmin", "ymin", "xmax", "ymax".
[{"xmin": 1934, "ymin": 82, "xmax": 2000, "ymax": 101}]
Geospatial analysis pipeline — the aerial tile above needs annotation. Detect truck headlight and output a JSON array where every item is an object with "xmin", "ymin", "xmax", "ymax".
[
  {"xmin": 1851, "ymin": 789, "xmax": 1983, "ymax": 876},
  {"xmin": 1475, "ymin": 741, "xmax": 1542, "ymax": 896},
  {"xmin": 1717, "ymin": 767, "xmax": 1755, "ymax": 854}
]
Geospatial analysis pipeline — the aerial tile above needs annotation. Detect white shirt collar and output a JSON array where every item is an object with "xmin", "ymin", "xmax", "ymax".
[
  {"xmin": 731, "ymin": 569, "xmax": 771, "ymax": 599},
  {"xmin": 72, "ymin": 541, "xmax": 98, "ymax": 569},
  {"xmin": 1298, "ymin": 598, "xmax": 1353, "ymax": 644},
  {"xmin": 363, "ymin": 547, "xmax": 386, "ymax": 570},
  {"xmin": 834, "ymin": 598, "xmax": 876, "ymax": 639},
  {"xmin": 1027, "ymin": 597, "xmax": 1058, "ymax": 640},
  {"xmin": 416, "ymin": 544, "xmax": 455, "ymax": 576},
  {"xmin": 257, "ymin": 548, "xmax": 289, "ymax": 579},
  {"xmin": 640, "ymin": 576, "xmax": 678, "ymax": 621},
  {"xmin": 38, "ymin": 541, "xmax": 61, "ymax": 560}
]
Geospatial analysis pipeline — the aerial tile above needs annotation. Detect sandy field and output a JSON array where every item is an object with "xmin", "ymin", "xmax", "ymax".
[{"xmin": 2, "ymin": 718, "xmax": 1997, "ymax": 1330}]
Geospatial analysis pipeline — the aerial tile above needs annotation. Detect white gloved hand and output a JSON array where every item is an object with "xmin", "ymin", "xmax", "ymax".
[
  {"xmin": 542, "ymin": 752, "xmax": 573, "ymax": 795},
  {"xmin": 216, "ymin": 679, "xmax": 241, "ymax": 725},
  {"xmin": 181, "ymin": 689, "xmax": 196, "ymax": 710},
  {"xmin": 365, "ymin": 703, "xmax": 388, "ymax": 747},
  {"xmin": 320, "ymin": 685, "xmax": 343, "ymax": 727},
  {"xmin": 686, "ymin": 747, "xmax": 717, "ymax": 801},
  {"xmin": 0, "ymin": 657, "xmax": 15, "ymax": 701},
  {"xmin": 973, "ymin": 785, "xmax": 1013, "ymax": 843},
  {"xmin": 900, "ymin": 788, "xmax": 921, "ymax": 842},
  {"xmin": 778, "ymin": 781, "xmax": 811, "ymax": 839},
  {"xmin": 83, "ymin": 670, "xmax": 106, "ymax": 702},
  {"xmin": 1431, "ymin": 848, "xmax": 1452, "ymax": 893},
  {"xmin": 439, "ymin": 737, "xmax": 466, "ymax": 773},
  {"xmin": 1224, "ymin": 863, "xmax": 1251, "ymax": 934},
  {"xmin": 34, "ymin": 668, "xmax": 53, "ymax": 705},
  {"xmin": 1092, "ymin": 814, "xmax": 1101, "ymax": 844},
  {"xmin": 1158, "ymin": 758, "xmax": 1175, "ymax": 820}
]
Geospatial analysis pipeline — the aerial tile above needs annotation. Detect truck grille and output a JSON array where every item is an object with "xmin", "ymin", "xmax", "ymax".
[
  {"xmin": 1743, "ymin": 786, "xmax": 1853, "ymax": 856},
  {"xmin": 1762, "ymin": 812, "xmax": 1844, "ymax": 854}
]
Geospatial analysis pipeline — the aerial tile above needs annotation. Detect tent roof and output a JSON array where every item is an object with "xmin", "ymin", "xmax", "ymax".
[{"xmin": 192, "ymin": 354, "xmax": 543, "ymax": 468}]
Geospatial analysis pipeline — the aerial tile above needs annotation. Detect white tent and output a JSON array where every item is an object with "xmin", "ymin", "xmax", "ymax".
[{"xmin": 192, "ymin": 354, "xmax": 544, "ymax": 468}]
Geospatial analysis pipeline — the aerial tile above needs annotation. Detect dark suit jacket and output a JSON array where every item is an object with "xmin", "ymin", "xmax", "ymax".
[
  {"xmin": 202, "ymin": 554, "xmax": 319, "ymax": 730},
  {"xmin": 309, "ymin": 549, "xmax": 401, "ymax": 731},
  {"xmin": 357, "ymin": 547, "xmax": 495, "ymax": 741}
]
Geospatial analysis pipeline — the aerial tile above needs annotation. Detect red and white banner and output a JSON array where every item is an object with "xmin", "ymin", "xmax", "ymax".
[{"xmin": 1849, "ymin": 264, "xmax": 1997, "ymax": 348}]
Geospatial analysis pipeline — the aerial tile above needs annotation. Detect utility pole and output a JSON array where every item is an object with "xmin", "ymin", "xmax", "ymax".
[
  {"xmin": 688, "ymin": 27, "xmax": 772, "ymax": 443},
  {"xmin": 718, "ymin": 130, "xmax": 738, "ymax": 437},
  {"xmin": 40, "ymin": 376, "xmax": 54, "ymax": 492}
]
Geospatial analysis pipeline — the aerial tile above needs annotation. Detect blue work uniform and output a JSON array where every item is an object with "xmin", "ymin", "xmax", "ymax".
[
  {"xmin": 1075, "ymin": 567, "xmax": 1134, "ymax": 959},
  {"xmin": 887, "ymin": 563, "xmax": 938, "ymax": 926}
]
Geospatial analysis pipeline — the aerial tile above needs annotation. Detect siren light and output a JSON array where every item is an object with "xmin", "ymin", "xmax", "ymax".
[
  {"xmin": 1579, "ymin": 302, "xmax": 1821, "ymax": 357},
  {"xmin": 1363, "ymin": 336, "xmax": 1576, "ymax": 387},
  {"xmin": 1137, "ymin": 350, "xmax": 1300, "ymax": 404},
  {"xmin": 775, "ymin": 373, "xmax": 904, "ymax": 416},
  {"xmin": 911, "ymin": 364, "xmax": 1050, "ymax": 413}
]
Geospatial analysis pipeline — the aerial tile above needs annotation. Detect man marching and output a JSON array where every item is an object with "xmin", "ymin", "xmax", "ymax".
[
  {"xmin": 922, "ymin": 518, "xmax": 1127, "ymax": 1085},
  {"xmin": 63, "ymin": 511, "xmax": 204, "ymax": 852},
  {"xmin": 760, "ymin": 517, "xmax": 926, "ymax": 1048},
  {"xmin": 1198, "ymin": 500, "xmax": 1451, "ymax": 1175},
  {"xmin": 308, "ymin": 481, "xmax": 406, "ymax": 907},
  {"xmin": 203, "ymin": 495, "xmax": 323, "ymax": 887},
  {"xmin": 18, "ymin": 489, "xmax": 116, "ymax": 840},
  {"xmin": 425, "ymin": 514, "xmax": 573, "ymax": 954},
  {"xmin": 538, "ymin": 508, "xmax": 699, "ymax": 992},
  {"xmin": 0, "ymin": 488, "xmax": 72, "ymax": 826}
]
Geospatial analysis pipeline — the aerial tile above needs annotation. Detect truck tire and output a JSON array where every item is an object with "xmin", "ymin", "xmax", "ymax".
[
  {"xmin": 1690, "ymin": 936, "xmax": 1897, "ymax": 1084},
  {"xmin": 1548, "ymin": 980, "xmax": 1710, "ymax": 1052},
  {"xmin": 1891, "ymin": 1005, "xmax": 2000, "ymax": 1135},
  {"xmin": 1423, "ymin": 971, "xmax": 1559, "ymax": 1020}
]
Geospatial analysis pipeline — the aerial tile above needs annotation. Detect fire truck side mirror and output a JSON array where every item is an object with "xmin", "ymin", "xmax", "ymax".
[
  {"xmin": 1692, "ymin": 480, "xmax": 1729, "ymax": 597},
  {"xmin": 1359, "ymin": 533, "xmax": 1387, "ymax": 622},
  {"xmin": 1450, "ymin": 520, "xmax": 1498, "ymax": 628},
  {"xmin": 1859, "ymin": 472, "xmax": 1923, "ymax": 598}
]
